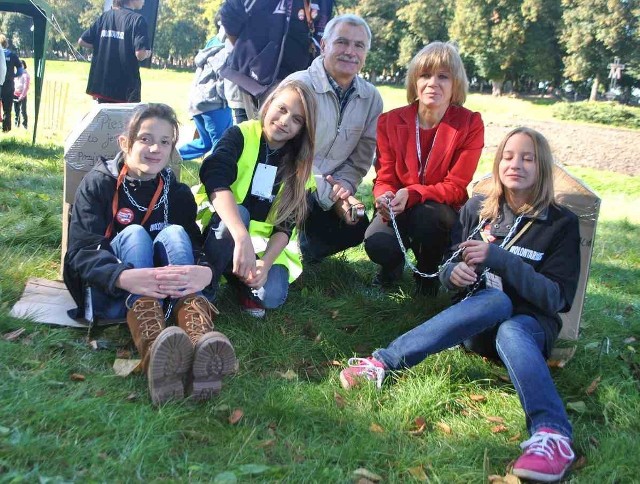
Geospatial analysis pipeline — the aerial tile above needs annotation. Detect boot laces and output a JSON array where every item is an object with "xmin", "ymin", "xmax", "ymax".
[
  {"xmin": 520, "ymin": 430, "xmax": 575, "ymax": 461},
  {"xmin": 183, "ymin": 296, "xmax": 219, "ymax": 344},
  {"xmin": 134, "ymin": 299, "xmax": 164, "ymax": 341}
]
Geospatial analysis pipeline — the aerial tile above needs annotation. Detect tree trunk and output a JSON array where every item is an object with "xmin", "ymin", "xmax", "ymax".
[
  {"xmin": 589, "ymin": 77, "xmax": 599, "ymax": 102},
  {"xmin": 491, "ymin": 80, "xmax": 503, "ymax": 96}
]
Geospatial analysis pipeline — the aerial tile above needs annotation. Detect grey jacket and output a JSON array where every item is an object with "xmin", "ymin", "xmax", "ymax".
[
  {"xmin": 286, "ymin": 56, "xmax": 383, "ymax": 210},
  {"xmin": 187, "ymin": 41, "xmax": 228, "ymax": 116}
]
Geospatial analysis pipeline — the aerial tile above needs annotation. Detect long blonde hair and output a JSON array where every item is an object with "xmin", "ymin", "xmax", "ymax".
[
  {"xmin": 260, "ymin": 80, "xmax": 317, "ymax": 229},
  {"xmin": 480, "ymin": 127, "xmax": 555, "ymax": 221}
]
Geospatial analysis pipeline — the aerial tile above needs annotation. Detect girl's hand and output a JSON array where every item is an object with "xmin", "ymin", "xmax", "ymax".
[
  {"xmin": 155, "ymin": 265, "xmax": 213, "ymax": 297},
  {"xmin": 326, "ymin": 174, "xmax": 352, "ymax": 202},
  {"xmin": 375, "ymin": 190, "xmax": 395, "ymax": 219},
  {"xmin": 233, "ymin": 234, "xmax": 257, "ymax": 280},
  {"xmin": 459, "ymin": 240, "xmax": 490, "ymax": 266},
  {"xmin": 449, "ymin": 262, "xmax": 477, "ymax": 287},
  {"xmin": 116, "ymin": 268, "xmax": 169, "ymax": 299},
  {"xmin": 244, "ymin": 259, "xmax": 270, "ymax": 289},
  {"xmin": 388, "ymin": 188, "xmax": 409, "ymax": 215}
]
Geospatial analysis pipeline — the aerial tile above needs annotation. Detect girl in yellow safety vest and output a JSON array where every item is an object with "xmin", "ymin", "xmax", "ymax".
[{"xmin": 200, "ymin": 80, "xmax": 317, "ymax": 318}]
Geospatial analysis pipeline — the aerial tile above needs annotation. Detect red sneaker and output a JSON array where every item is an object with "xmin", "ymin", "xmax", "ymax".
[
  {"xmin": 339, "ymin": 357, "xmax": 386, "ymax": 390},
  {"xmin": 238, "ymin": 293, "xmax": 265, "ymax": 318},
  {"xmin": 512, "ymin": 428, "xmax": 575, "ymax": 482}
]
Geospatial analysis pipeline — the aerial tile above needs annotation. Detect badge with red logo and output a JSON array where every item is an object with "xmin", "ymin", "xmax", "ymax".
[
  {"xmin": 481, "ymin": 223, "xmax": 496, "ymax": 243},
  {"xmin": 116, "ymin": 208, "xmax": 135, "ymax": 225}
]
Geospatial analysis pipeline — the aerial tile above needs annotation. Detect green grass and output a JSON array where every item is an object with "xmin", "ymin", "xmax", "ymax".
[
  {"xmin": 554, "ymin": 102, "xmax": 640, "ymax": 130},
  {"xmin": 1, "ymin": 61, "xmax": 639, "ymax": 482}
]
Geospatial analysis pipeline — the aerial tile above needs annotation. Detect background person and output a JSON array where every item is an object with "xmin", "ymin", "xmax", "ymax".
[
  {"xmin": 341, "ymin": 127, "xmax": 580, "ymax": 483},
  {"xmin": 64, "ymin": 104, "xmax": 236, "ymax": 405},
  {"xmin": 286, "ymin": 14, "xmax": 383, "ymax": 262},
  {"xmin": 364, "ymin": 42, "xmax": 484, "ymax": 296},
  {"xmin": 1, "ymin": 33, "xmax": 22, "ymax": 132},
  {"xmin": 13, "ymin": 60, "xmax": 29, "ymax": 129},
  {"xmin": 200, "ymin": 80, "xmax": 316, "ymax": 318},
  {"xmin": 79, "ymin": 0, "xmax": 151, "ymax": 103}
]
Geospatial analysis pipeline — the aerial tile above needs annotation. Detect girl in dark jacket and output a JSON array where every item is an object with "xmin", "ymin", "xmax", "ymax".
[
  {"xmin": 64, "ymin": 103, "xmax": 236, "ymax": 405},
  {"xmin": 341, "ymin": 128, "xmax": 580, "ymax": 482}
]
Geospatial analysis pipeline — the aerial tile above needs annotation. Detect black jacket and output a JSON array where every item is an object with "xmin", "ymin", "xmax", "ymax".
[
  {"xmin": 63, "ymin": 154, "xmax": 202, "ymax": 314},
  {"xmin": 440, "ymin": 195, "xmax": 581, "ymax": 354}
]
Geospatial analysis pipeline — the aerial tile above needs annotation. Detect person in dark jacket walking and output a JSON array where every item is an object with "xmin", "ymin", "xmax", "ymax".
[
  {"xmin": 64, "ymin": 104, "xmax": 236, "ymax": 405},
  {"xmin": 340, "ymin": 127, "xmax": 580, "ymax": 483},
  {"xmin": 1, "ymin": 34, "xmax": 22, "ymax": 132}
]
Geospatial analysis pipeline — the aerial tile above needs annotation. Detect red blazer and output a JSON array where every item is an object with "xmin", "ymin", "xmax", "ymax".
[{"xmin": 374, "ymin": 102, "xmax": 484, "ymax": 210}]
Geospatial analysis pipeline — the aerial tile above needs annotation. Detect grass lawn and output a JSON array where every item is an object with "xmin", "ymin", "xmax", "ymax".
[{"xmin": 0, "ymin": 61, "xmax": 638, "ymax": 482}]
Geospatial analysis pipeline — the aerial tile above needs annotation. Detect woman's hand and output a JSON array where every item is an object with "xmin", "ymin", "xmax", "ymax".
[
  {"xmin": 388, "ymin": 188, "xmax": 409, "ymax": 215},
  {"xmin": 375, "ymin": 190, "xmax": 395, "ymax": 219},
  {"xmin": 233, "ymin": 233, "xmax": 257, "ymax": 280},
  {"xmin": 116, "ymin": 268, "xmax": 169, "ymax": 299},
  {"xmin": 449, "ymin": 261, "xmax": 478, "ymax": 288},
  {"xmin": 155, "ymin": 265, "xmax": 213, "ymax": 297},
  {"xmin": 243, "ymin": 259, "xmax": 271, "ymax": 289},
  {"xmin": 459, "ymin": 240, "xmax": 490, "ymax": 266}
]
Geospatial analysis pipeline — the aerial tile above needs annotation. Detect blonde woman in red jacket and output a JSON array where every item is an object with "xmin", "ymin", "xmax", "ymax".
[{"xmin": 365, "ymin": 42, "xmax": 484, "ymax": 296}]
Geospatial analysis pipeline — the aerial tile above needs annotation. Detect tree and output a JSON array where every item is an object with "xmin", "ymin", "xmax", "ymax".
[
  {"xmin": 154, "ymin": 0, "xmax": 207, "ymax": 66},
  {"xmin": 561, "ymin": 0, "xmax": 639, "ymax": 101},
  {"xmin": 0, "ymin": 12, "xmax": 34, "ymax": 53}
]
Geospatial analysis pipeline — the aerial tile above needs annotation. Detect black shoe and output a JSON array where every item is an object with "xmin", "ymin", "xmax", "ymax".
[
  {"xmin": 414, "ymin": 276, "xmax": 440, "ymax": 297},
  {"xmin": 372, "ymin": 264, "xmax": 403, "ymax": 288}
]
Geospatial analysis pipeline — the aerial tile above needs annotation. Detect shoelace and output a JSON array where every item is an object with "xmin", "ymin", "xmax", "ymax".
[
  {"xmin": 520, "ymin": 431, "xmax": 575, "ymax": 461},
  {"xmin": 183, "ymin": 296, "xmax": 219, "ymax": 344},
  {"xmin": 134, "ymin": 300, "xmax": 164, "ymax": 341},
  {"xmin": 347, "ymin": 358, "xmax": 386, "ymax": 389}
]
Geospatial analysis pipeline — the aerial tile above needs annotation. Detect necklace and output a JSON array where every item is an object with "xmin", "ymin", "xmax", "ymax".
[{"xmin": 122, "ymin": 171, "xmax": 170, "ymax": 212}]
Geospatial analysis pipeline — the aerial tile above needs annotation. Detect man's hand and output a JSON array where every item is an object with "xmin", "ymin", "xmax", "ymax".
[
  {"xmin": 333, "ymin": 195, "xmax": 363, "ymax": 225},
  {"xmin": 449, "ymin": 262, "xmax": 478, "ymax": 288},
  {"xmin": 459, "ymin": 240, "xmax": 490, "ymax": 266},
  {"xmin": 326, "ymin": 174, "xmax": 352, "ymax": 202},
  {"xmin": 233, "ymin": 234, "xmax": 257, "ymax": 280}
]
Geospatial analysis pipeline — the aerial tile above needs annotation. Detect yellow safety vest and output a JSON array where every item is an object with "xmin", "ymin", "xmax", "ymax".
[{"xmin": 230, "ymin": 119, "xmax": 314, "ymax": 282}]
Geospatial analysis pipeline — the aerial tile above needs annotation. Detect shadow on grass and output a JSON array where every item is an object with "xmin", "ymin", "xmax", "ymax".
[{"xmin": 0, "ymin": 138, "xmax": 63, "ymax": 160}]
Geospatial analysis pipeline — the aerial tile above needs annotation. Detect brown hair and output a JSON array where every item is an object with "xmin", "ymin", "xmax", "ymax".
[
  {"xmin": 405, "ymin": 42, "xmax": 468, "ymax": 105},
  {"xmin": 260, "ymin": 80, "xmax": 317, "ymax": 229},
  {"xmin": 480, "ymin": 127, "xmax": 555, "ymax": 221},
  {"xmin": 121, "ymin": 103, "xmax": 180, "ymax": 153},
  {"xmin": 0, "ymin": 34, "xmax": 8, "ymax": 49}
]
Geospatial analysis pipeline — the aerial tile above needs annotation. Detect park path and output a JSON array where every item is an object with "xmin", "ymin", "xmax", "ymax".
[{"xmin": 483, "ymin": 119, "xmax": 639, "ymax": 176}]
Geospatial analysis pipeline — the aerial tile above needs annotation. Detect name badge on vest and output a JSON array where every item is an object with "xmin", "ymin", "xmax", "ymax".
[
  {"xmin": 485, "ymin": 272, "xmax": 503, "ymax": 291},
  {"xmin": 251, "ymin": 163, "xmax": 277, "ymax": 201}
]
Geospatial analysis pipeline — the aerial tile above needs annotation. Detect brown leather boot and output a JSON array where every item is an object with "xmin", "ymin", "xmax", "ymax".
[
  {"xmin": 126, "ymin": 297, "xmax": 193, "ymax": 405},
  {"xmin": 174, "ymin": 295, "xmax": 237, "ymax": 400}
]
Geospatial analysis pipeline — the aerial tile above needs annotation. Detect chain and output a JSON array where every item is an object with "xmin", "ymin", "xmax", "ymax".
[{"xmin": 122, "ymin": 170, "xmax": 171, "ymax": 227}]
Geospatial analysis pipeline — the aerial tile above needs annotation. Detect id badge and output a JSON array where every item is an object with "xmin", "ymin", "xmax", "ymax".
[
  {"xmin": 250, "ymin": 163, "xmax": 277, "ymax": 201},
  {"xmin": 485, "ymin": 272, "xmax": 503, "ymax": 291}
]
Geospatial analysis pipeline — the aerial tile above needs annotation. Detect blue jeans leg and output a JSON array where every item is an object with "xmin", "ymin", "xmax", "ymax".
[
  {"xmin": 253, "ymin": 264, "xmax": 289, "ymax": 309},
  {"xmin": 179, "ymin": 108, "xmax": 233, "ymax": 161},
  {"xmin": 373, "ymin": 288, "xmax": 513, "ymax": 369},
  {"xmin": 203, "ymin": 204, "xmax": 251, "ymax": 300},
  {"xmin": 495, "ymin": 315, "xmax": 573, "ymax": 439},
  {"xmin": 153, "ymin": 224, "xmax": 195, "ymax": 266},
  {"xmin": 92, "ymin": 225, "xmax": 155, "ymax": 319}
]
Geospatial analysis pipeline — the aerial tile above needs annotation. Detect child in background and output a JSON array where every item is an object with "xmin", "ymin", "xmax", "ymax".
[
  {"xmin": 341, "ymin": 128, "xmax": 581, "ymax": 482},
  {"xmin": 64, "ymin": 103, "xmax": 236, "ymax": 405},
  {"xmin": 200, "ymin": 80, "xmax": 316, "ymax": 318},
  {"xmin": 13, "ymin": 60, "xmax": 29, "ymax": 129}
]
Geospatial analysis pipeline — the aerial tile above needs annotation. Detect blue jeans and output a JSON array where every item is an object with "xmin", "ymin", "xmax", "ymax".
[
  {"xmin": 373, "ymin": 288, "xmax": 572, "ymax": 438},
  {"xmin": 178, "ymin": 108, "xmax": 233, "ymax": 161},
  {"xmin": 203, "ymin": 204, "xmax": 289, "ymax": 309},
  {"xmin": 92, "ymin": 224, "xmax": 195, "ymax": 319}
]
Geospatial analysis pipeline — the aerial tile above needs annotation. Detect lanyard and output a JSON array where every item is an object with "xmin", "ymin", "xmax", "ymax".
[
  {"xmin": 104, "ymin": 164, "xmax": 164, "ymax": 238},
  {"xmin": 415, "ymin": 113, "xmax": 437, "ymax": 184}
]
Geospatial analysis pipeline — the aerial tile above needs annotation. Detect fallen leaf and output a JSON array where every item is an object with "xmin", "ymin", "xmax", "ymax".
[
  {"xmin": 488, "ymin": 475, "xmax": 504, "ymax": 483},
  {"xmin": 567, "ymin": 401, "xmax": 587, "ymax": 413},
  {"xmin": 498, "ymin": 374, "xmax": 511, "ymax": 382},
  {"xmin": 623, "ymin": 336, "xmax": 636, "ymax": 344},
  {"xmin": 355, "ymin": 479, "xmax": 376, "ymax": 484},
  {"xmin": 407, "ymin": 465, "xmax": 428, "ymax": 481},
  {"xmin": 113, "ymin": 358, "xmax": 141, "ymax": 377},
  {"xmin": 547, "ymin": 359, "xmax": 567, "ymax": 368},
  {"xmin": 228, "ymin": 408, "xmax": 244, "ymax": 425},
  {"xmin": 98, "ymin": 452, "xmax": 108, "ymax": 460},
  {"xmin": 89, "ymin": 340, "xmax": 99, "ymax": 350},
  {"xmin": 329, "ymin": 360, "xmax": 341, "ymax": 367},
  {"xmin": 572, "ymin": 455, "xmax": 587, "ymax": 470},
  {"xmin": 486, "ymin": 416, "xmax": 505, "ymax": 424},
  {"xmin": 125, "ymin": 392, "xmax": 138, "ymax": 401},
  {"xmin": 314, "ymin": 333, "xmax": 323, "ymax": 343},
  {"xmin": 3, "ymin": 328, "xmax": 26, "ymax": 342},
  {"xmin": 70, "ymin": 373, "xmax": 86, "ymax": 382},
  {"xmin": 333, "ymin": 392, "xmax": 347, "ymax": 409},
  {"xmin": 257, "ymin": 438, "xmax": 276, "ymax": 449},
  {"xmin": 330, "ymin": 310, "xmax": 339, "ymax": 319},
  {"xmin": 508, "ymin": 432, "xmax": 522, "ymax": 443},
  {"xmin": 215, "ymin": 404, "xmax": 230, "ymax": 413},
  {"xmin": 95, "ymin": 390, "xmax": 106, "ymax": 397},
  {"xmin": 491, "ymin": 424, "xmax": 508, "ymax": 433},
  {"xmin": 627, "ymin": 346, "xmax": 636, "ymax": 353},
  {"xmin": 504, "ymin": 474, "xmax": 521, "ymax": 484},
  {"xmin": 437, "ymin": 422, "xmax": 452, "ymax": 434},
  {"xmin": 369, "ymin": 423, "xmax": 385, "ymax": 433},
  {"xmin": 585, "ymin": 376, "xmax": 602, "ymax": 395},
  {"xmin": 588, "ymin": 435, "xmax": 600, "ymax": 448},
  {"xmin": 352, "ymin": 468, "xmax": 382, "ymax": 482},
  {"xmin": 470, "ymin": 394, "xmax": 486, "ymax": 402},
  {"xmin": 116, "ymin": 348, "xmax": 132, "ymax": 358},
  {"xmin": 277, "ymin": 369, "xmax": 298, "ymax": 380}
]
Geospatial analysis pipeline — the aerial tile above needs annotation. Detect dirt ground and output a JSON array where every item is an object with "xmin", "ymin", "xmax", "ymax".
[{"xmin": 483, "ymin": 119, "xmax": 639, "ymax": 176}]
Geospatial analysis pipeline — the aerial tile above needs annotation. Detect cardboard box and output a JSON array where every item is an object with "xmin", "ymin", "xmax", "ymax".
[
  {"xmin": 473, "ymin": 164, "xmax": 600, "ymax": 341},
  {"xmin": 61, "ymin": 104, "xmax": 182, "ymax": 271}
]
